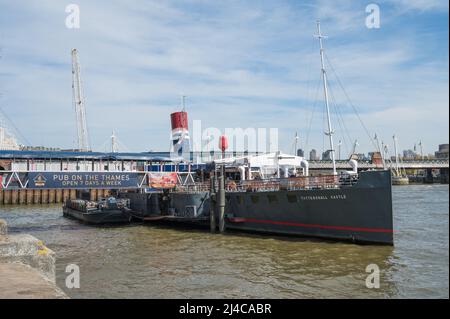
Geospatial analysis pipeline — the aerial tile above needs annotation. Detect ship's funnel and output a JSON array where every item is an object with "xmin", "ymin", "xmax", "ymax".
[
  {"xmin": 349, "ymin": 159, "xmax": 358, "ymax": 174},
  {"xmin": 170, "ymin": 111, "xmax": 190, "ymax": 159}
]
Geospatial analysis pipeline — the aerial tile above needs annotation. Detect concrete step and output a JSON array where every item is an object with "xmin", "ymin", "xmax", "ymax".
[
  {"xmin": 0, "ymin": 218, "xmax": 67, "ymax": 299},
  {"xmin": 0, "ymin": 263, "xmax": 67, "ymax": 299}
]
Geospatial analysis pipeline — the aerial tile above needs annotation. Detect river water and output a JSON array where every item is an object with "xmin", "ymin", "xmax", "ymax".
[{"xmin": 1, "ymin": 185, "xmax": 448, "ymax": 298}]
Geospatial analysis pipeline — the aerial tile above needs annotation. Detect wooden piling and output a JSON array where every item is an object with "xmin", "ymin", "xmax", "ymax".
[
  {"xmin": 0, "ymin": 187, "xmax": 119, "ymax": 205},
  {"xmin": 62, "ymin": 189, "xmax": 70, "ymax": 202},
  {"xmin": 26, "ymin": 190, "xmax": 33, "ymax": 205},
  {"xmin": 90, "ymin": 189, "xmax": 96, "ymax": 201},
  {"xmin": 3, "ymin": 190, "xmax": 11, "ymax": 205},
  {"xmin": 55, "ymin": 189, "xmax": 62, "ymax": 203},
  {"xmin": 33, "ymin": 190, "xmax": 41, "ymax": 204},
  {"xmin": 48, "ymin": 189, "xmax": 55, "ymax": 204},
  {"xmin": 18, "ymin": 190, "xmax": 26, "ymax": 205},
  {"xmin": 11, "ymin": 190, "xmax": 19, "ymax": 205},
  {"xmin": 41, "ymin": 190, "xmax": 48, "ymax": 204}
]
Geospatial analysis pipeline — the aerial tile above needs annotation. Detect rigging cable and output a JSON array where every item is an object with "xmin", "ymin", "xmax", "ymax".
[
  {"xmin": 327, "ymin": 79, "xmax": 352, "ymax": 158},
  {"xmin": 324, "ymin": 53, "xmax": 378, "ymax": 151},
  {"xmin": 0, "ymin": 105, "xmax": 31, "ymax": 146},
  {"xmin": 304, "ymin": 73, "xmax": 322, "ymax": 157}
]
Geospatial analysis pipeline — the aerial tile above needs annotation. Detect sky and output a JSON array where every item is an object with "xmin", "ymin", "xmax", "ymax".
[{"xmin": 0, "ymin": 0, "xmax": 448, "ymax": 157}]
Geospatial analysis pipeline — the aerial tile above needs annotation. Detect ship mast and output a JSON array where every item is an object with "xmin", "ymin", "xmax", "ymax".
[{"xmin": 315, "ymin": 21, "xmax": 336, "ymax": 175}]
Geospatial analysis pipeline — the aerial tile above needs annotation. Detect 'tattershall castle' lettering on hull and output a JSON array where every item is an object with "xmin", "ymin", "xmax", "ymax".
[{"xmin": 300, "ymin": 194, "xmax": 347, "ymax": 201}]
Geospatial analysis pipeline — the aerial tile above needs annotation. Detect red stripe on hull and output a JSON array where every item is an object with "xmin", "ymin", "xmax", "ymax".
[{"xmin": 228, "ymin": 217, "xmax": 394, "ymax": 233}]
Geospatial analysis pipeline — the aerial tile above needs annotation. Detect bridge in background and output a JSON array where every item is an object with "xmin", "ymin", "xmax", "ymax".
[
  {"xmin": 308, "ymin": 159, "xmax": 449, "ymax": 170},
  {"xmin": 1, "ymin": 159, "xmax": 448, "ymax": 190}
]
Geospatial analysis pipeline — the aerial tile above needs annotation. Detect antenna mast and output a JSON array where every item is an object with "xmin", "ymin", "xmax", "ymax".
[
  {"xmin": 352, "ymin": 139, "xmax": 359, "ymax": 155},
  {"xmin": 418, "ymin": 140, "xmax": 423, "ymax": 160},
  {"xmin": 393, "ymin": 134, "xmax": 400, "ymax": 175},
  {"xmin": 337, "ymin": 140, "xmax": 342, "ymax": 160},
  {"xmin": 181, "ymin": 95, "xmax": 187, "ymax": 112},
  {"xmin": 71, "ymin": 49, "xmax": 90, "ymax": 151},
  {"xmin": 315, "ymin": 21, "xmax": 336, "ymax": 175},
  {"xmin": 111, "ymin": 130, "xmax": 118, "ymax": 153}
]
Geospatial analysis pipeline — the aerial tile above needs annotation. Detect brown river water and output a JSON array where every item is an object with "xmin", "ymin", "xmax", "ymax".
[{"xmin": 1, "ymin": 184, "xmax": 448, "ymax": 298}]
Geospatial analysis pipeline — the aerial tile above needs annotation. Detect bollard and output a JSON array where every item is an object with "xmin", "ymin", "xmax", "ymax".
[
  {"xmin": 209, "ymin": 176, "xmax": 216, "ymax": 232},
  {"xmin": 218, "ymin": 174, "xmax": 226, "ymax": 233}
]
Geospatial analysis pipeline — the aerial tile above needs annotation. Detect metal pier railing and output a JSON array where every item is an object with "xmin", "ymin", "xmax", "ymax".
[{"xmin": 173, "ymin": 174, "xmax": 359, "ymax": 193}]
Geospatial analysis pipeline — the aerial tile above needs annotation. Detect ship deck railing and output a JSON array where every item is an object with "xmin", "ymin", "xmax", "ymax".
[{"xmin": 173, "ymin": 174, "xmax": 359, "ymax": 193}]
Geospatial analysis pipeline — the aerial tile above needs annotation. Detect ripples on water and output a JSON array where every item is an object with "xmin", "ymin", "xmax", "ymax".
[{"xmin": 1, "ymin": 185, "xmax": 448, "ymax": 298}]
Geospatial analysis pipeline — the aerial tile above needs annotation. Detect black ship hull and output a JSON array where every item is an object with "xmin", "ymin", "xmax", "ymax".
[
  {"xmin": 169, "ymin": 170, "xmax": 392, "ymax": 244},
  {"xmin": 225, "ymin": 170, "xmax": 393, "ymax": 244},
  {"xmin": 123, "ymin": 170, "xmax": 394, "ymax": 245}
]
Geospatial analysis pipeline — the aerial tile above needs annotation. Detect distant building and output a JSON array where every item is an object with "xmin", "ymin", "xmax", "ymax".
[
  {"xmin": 0, "ymin": 127, "xmax": 20, "ymax": 150},
  {"xmin": 435, "ymin": 144, "xmax": 449, "ymax": 159},
  {"xmin": 322, "ymin": 150, "xmax": 332, "ymax": 160},
  {"xmin": 21, "ymin": 146, "xmax": 61, "ymax": 151},
  {"xmin": 350, "ymin": 153, "xmax": 369, "ymax": 161},
  {"xmin": 309, "ymin": 149, "xmax": 319, "ymax": 161},
  {"xmin": 297, "ymin": 149, "xmax": 304, "ymax": 157},
  {"xmin": 403, "ymin": 149, "xmax": 417, "ymax": 160},
  {"xmin": 370, "ymin": 151, "xmax": 383, "ymax": 166}
]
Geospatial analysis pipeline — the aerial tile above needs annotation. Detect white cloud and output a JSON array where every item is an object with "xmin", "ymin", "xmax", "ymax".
[{"xmin": 0, "ymin": 0, "xmax": 448, "ymax": 155}]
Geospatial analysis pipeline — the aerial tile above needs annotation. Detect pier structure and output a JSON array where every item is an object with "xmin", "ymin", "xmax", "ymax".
[
  {"xmin": 1, "ymin": 150, "xmax": 448, "ymax": 205},
  {"xmin": 307, "ymin": 159, "xmax": 449, "ymax": 183},
  {"xmin": 0, "ymin": 150, "xmax": 179, "ymax": 205}
]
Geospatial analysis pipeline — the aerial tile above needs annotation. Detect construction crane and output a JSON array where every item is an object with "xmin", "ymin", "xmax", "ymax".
[{"xmin": 71, "ymin": 49, "xmax": 90, "ymax": 152}]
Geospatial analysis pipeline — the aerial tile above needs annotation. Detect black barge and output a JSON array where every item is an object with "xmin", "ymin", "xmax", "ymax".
[{"xmin": 63, "ymin": 197, "xmax": 132, "ymax": 224}]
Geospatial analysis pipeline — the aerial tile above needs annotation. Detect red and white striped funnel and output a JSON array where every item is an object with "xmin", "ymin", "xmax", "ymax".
[{"xmin": 170, "ymin": 111, "xmax": 190, "ymax": 156}]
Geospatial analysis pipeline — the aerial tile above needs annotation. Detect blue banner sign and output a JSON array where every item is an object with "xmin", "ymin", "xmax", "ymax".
[{"xmin": 28, "ymin": 172, "xmax": 141, "ymax": 189}]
